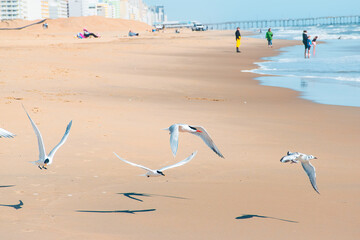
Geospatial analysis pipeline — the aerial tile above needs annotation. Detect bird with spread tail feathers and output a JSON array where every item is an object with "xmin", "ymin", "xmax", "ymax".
[
  {"xmin": 23, "ymin": 105, "xmax": 72, "ymax": 170},
  {"xmin": 113, "ymin": 151, "xmax": 197, "ymax": 177},
  {"xmin": 164, "ymin": 124, "xmax": 224, "ymax": 158},
  {"xmin": 280, "ymin": 151, "xmax": 319, "ymax": 194},
  {"xmin": 0, "ymin": 128, "xmax": 15, "ymax": 138}
]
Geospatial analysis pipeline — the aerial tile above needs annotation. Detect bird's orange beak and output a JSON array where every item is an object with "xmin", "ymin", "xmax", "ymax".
[{"xmin": 196, "ymin": 130, "xmax": 202, "ymax": 133}]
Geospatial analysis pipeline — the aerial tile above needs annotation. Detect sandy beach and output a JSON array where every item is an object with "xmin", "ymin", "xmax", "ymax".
[{"xmin": 0, "ymin": 17, "xmax": 359, "ymax": 239}]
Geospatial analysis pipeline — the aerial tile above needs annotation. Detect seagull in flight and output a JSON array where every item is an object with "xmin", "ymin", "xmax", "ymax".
[
  {"xmin": 280, "ymin": 151, "xmax": 319, "ymax": 194},
  {"xmin": 164, "ymin": 124, "xmax": 224, "ymax": 158},
  {"xmin": 0, "ymin": 128, "xmax": 15, "ymax": 138},
  {"xmin": 113, "ymin": 151, "xmax": 197, "ymax": 177},
  {"xmin": 23, "ymin": 105, "xmax": 72, "ymax": 170}
]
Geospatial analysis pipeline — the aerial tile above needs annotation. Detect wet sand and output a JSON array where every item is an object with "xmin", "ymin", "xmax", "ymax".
[{"xmin": 0, "ymin": 19, "xmax": 359, "ymax": 239}]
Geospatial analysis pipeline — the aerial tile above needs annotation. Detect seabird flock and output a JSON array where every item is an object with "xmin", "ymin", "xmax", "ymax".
[{"xmin": 1, "ymin": 107, "xmax": 320, "ymax": 194}]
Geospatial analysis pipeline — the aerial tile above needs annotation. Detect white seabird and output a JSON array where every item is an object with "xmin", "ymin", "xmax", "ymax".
[
  {"xmin": 280, "ymin": 151, "xmax": 319, "ymax": 194},
  {"xmin": 0, "ymin": 128, "xmax": 15, "ymax": 138},
  {"xmin": 164, "ymin": 124, "xmax": 224, "ymax": 158},
  {"xmin": 23, "ymin": 105, "xmax": 72, "ymax": 170},
  {"xmin": 113, "ymin": 151, "xmax": 197, "ymax": 177}
]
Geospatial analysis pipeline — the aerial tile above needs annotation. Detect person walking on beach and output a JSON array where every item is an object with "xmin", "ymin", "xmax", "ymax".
[
  {"xmin": 312, "ymin": 36, "xmax": 318, "ymax": 56},
  {"xmin": 265, "ymin": 28, "xmax": 273, "ymax": 48},
  {"xmin": 302, "ymin": 30, "xmax": 308, "ymax": 58},
  {"xmin": 306, "ymin": 35, "xmax": 312, "ymax": 58},
  {"xmin": 235, "ymin": 27, "xmax": 241, "ymax": 53}
]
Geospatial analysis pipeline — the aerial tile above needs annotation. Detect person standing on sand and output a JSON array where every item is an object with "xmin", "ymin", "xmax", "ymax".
[
  {"xmin": 235, "ymin": 27, "xmax": 241, "ymax": 53},
  {"xmin": 302, "ymin": 30, "xmax": 308, "ymax": 58},
  {"xmin": 306, "ymin": 35, "xmax": 312, "ymax": 58},
  {"xmin": 312, "ymin": 36, "xmax": 318, "ymax": 56},
  {"xmin": 265, "ymin": 28, "xmax": 273, "ymax": 48}
]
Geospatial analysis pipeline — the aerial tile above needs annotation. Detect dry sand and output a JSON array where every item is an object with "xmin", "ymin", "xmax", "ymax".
[{"xmin": 0, "ymin": 17, "xmax": 359, "ymax": 240}]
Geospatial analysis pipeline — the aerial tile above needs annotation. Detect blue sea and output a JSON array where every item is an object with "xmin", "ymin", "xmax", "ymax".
[{"xmin": 245, "ymin": 25, "xmax": 360, "ymax": 107}]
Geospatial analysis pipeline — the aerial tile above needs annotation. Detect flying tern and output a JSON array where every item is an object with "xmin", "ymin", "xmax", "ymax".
[
  {"xmin": 164, "ymin": 124, "xmax": 224, "ymax": 158},
  {"xmin": 23, "ymin": 106, "xmax": 72, "ymax": 170},
  {"xmin": 113, "ymin": 151, "xmax": 197, "ymax": 177},
  {"xmin": 280, "ymin": 151, "xmax": 319, "ymax": 194},
  {"xmin": 0, "ymin": 128, "xmax": 15, "ymax": 138}
]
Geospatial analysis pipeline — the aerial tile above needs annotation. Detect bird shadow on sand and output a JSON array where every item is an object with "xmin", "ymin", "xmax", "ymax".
[
  {"xmin": 0, "ymin": 185, "xmax": 15, "ymax": 188},
  {"xmin": 117, "ymin": 192, "xmax": 188, "ymax": 202},
  {"xmin": 0, "ymin": 200, "xmax": 23, "ymax": 210},
  {"xmin": 236, "ymin": 214, "xmax": 298, "ymax": 223},
  {"xmin": 76, "ymin": 209, "xmax": 156, "ymax": 214}
]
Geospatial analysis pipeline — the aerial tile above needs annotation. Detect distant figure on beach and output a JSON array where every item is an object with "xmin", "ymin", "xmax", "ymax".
[
  {"xmin": 235, "ymin": 27, "xmax": 241, "ymax": 53},
  {"xmin": 265, "ymin": 28, "xmax": 273, "ymax": 48},
  {"xmin": 312, "ymin": 36, "xmax": 318, "ymax": 56},
  {"xmin": 42, "ymin": 23, "xmax": 48, "ymax": 29},
  {"xmin": 76, "ymin": 32, "xmax": 85, "ymax": 39},
  {"xmin": 302, "ymin": 30, "xmax": 308, "ymax": 58},
  {"xmin": 83, "ymin": 28, "xmax": 99, "ymax": 38},
  {"xmin": 305, "ymin": 35, "xmax": 312, "ymax": 58},
  {"xmin": 129, "ymin": 30, "xmax": 139, "ymax": 37}
]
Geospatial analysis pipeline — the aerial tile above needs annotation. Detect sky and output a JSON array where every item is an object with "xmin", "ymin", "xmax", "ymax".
[{"xmin": 144, "ymin": 0, "xmax": 360, "ymax": 23}]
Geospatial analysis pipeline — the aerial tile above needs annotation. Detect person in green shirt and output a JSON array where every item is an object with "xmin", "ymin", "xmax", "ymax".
[{"xmin": 265, "ymin": 28, "xmax": 273, "ymax": 48}]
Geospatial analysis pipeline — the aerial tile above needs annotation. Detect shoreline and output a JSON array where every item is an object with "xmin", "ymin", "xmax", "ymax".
[
  {"xmin": 0, "ymin": 29, "xmax": 359, "ymax": 239},
  {"xmin": 246, "ymin": 27, "xmax": 360, "ymax": 108}
]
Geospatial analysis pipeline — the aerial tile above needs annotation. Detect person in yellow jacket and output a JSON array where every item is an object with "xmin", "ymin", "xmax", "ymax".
[{"xmin": 235, "ymin": 27, "xmax": 241, "ymax": 53}]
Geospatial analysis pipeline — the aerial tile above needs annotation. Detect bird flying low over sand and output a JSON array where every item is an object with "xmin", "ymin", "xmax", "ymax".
[
  {"xmin": 23, "ymin": 105, "xmax": 72, "ymax": 170},
  {"xmin": 113, "ymin": 151, "xmax": 197, "ymax": 177},
  {"xmin": 0, "ymin": 128, "xmax": 15, "ymax": 138},
  {"xmin": 164, "ymin": 124, "xmax": 224, "ymax": 158},
  {"xmin": 280, "ymin": 151, "xmax": 319, "ymax": 194}
]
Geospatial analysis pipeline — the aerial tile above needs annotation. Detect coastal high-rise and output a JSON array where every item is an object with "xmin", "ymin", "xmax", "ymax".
[
  {"xmin": 0, "ymin": 0, "xmax": 42, "ymax": 20},
  {"xmin": 0, "ymin": 0, "xmax": 166, "ymax": 25},
  {"xmin": 0, "ymin": 0, "xmax": 23, "ymax": 20},
  {"xmin": 48, "ymin": 0, "xmax": 68, "ymax": 18}
]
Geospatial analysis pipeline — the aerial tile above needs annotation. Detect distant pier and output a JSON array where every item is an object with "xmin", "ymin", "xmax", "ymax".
[{"xmin": 205, "ymin": 15, "xmax": 360, "ymax": 30}]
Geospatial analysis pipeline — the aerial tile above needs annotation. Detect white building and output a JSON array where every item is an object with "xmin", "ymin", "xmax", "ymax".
[
  {"xmin": 48, "ymin": 0, "xmax": 68, "ymax": 18},
  {"xmin": 96, "ymin": 2, "xmax": 112, "ymax": 18},
  {"xmin": 0, "ymin": 0, "xmax": 22, "ymax": 20},
  {"xmin": 0, "ymin": 0, "xmax": 42, "ymax": 20},
  {"xmin": 69, "ymin": 0, "xmax": 97, "ymax": 17},
  {"xmin": 0, "ymin": 0, "xmax": 165, "ymax": 24}
]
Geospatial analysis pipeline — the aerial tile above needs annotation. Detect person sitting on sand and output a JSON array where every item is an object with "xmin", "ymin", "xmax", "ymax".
[
  {"xmin": 83, "ymin": 28, "xmax": 99, "ymax": 38},
  {"xmin": 128, "ymin": 30, "xmax": 139, "ymax": 37}
]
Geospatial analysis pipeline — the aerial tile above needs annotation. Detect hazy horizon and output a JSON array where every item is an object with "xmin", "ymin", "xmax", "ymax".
[{"xmin": 145, "ymin": 0, "xmax": 359, "ymax": 23}]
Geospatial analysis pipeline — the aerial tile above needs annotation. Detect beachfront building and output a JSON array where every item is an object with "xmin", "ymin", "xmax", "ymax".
[
  {"xmin": 67, "ymin": 0, "xmax": 166, "ymax": 25},
  {"xmin": 48, "ymin": 0, "xmax": 68, "ymax": 18},
  {"xmin": 96, "ymin": 2, "xmax": 112, "ymax": 18},
  {"xmin": 0, "ymin": 0, "xmax": 165, "ymax": 24},
  {"xmin": 69, "ymin": 0, "xmax": 97, "ymax": 17},
  {"xmin": 41, "ymin": 0, "xmax": 50, "ymax": 18},
  {"xmin": 0, "ymin": 0, "xmax": 22, "ymax": 20},
  {"xmin": 0, "ymin": 0, "xmax": 42, "ymax": 20}
]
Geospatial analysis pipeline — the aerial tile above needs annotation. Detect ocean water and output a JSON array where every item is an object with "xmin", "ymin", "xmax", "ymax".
[{"xmin": 245, "ymin": 25, "xmax": 360, "ymax": 107}]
